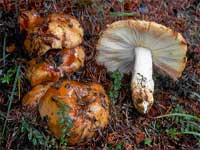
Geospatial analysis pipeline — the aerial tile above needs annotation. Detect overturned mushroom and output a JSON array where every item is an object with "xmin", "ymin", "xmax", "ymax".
[
  {"xmin": 26, "ymin": 46, "xmax": 85, "ymax": 86},
  {"xmin": 23, "ymin": 12, "xmax": 84, "ymax": 56},
  {"xmin": 97, "ymin": 20, "xmax": 187, "ymax": 114},
  {"xmin": 23, "ymin": 80, "xmax": 110, "ymax": 145}
]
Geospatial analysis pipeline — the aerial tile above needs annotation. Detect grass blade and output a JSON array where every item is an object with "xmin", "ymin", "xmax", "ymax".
[
  {"xmin": 0, "ymin": 110, "xmax": 6, "ymax": 119},
  {"xmin": 109, "ymin": 11, "xmax": 138, "ymax": 17},
  {"xmin": 15, "ymin": 0, "xmax": 19, "ymax": 17},
  {"xmin": 181, "ymin": 131, "xmax": 200, "ymax": 137},
  {"xmin": 3, "ymin": 33, "xmax": 7, "ymax": 66},
  {"xmin": 2, "ymin": 65, "xmax": 21, "ymax": 136},
  {"xmin": 190, "ymin": 91, "xmax": 200, "ymax": 102},
  {"xmin": 0, "ymin": 54, "xmax": 10, "ymax": 63},
  {"xmin": 156, "ymin": 113, "xmax": 200, "ymax": 121}
]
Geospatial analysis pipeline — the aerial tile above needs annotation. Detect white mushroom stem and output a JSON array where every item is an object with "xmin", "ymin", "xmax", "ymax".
[{"xmin": 131, "ymin": 47, "xmax": 154, "ymax": 114}]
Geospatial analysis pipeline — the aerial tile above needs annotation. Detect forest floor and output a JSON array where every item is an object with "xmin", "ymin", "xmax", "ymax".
[{"xmin": 0, "ymin": 0, "xmax": 200, "ymax": 150}]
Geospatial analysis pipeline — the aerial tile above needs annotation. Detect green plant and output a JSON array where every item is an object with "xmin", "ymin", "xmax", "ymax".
[
  {"xmin": 77, "ymin": 0, "xmax": 94, "ymax": 7},
  {"xmin": 190, "ymin": 91, "xmax": 200, "ymax": 102},
  {"xmin": 147, "ymin": 121, "xmax": 162, "ymax": 135},
  {"xmin": 1, "ymin": 65, "xmax": 20, "ymax": 141},
  {"xmin": 156, "ymin": 112, "xmax": 200, "ymax": 140},
  {"xmin": 21, "ymin": 118, "xmax": 59, "ymax": 149},
  {"xmin": 44, "ymin": 136, "xmax": 59, "ymax": 150},
  {"xmin": 21, "ymin": 118, "xmax": 44, "ymax": 146},
  {"xmin": 109, "ymin": 71, "xmax": 123, "ymax": 103},
  {"xmin": 171, "ymin": 104, "xmax": 184, "ymax": 113},
  {"xmin": 116, "ymin": 142, "xmax": 124, "ymax": 150},
  {"xmin": 108, "ymin": 142, "xmax": 124, "ymax": 150},
  {"xmin": 109, "ymin": 0, "xmax": 138, "ymax": 17},
  {"xmin": 2, "ymin": 33, "xmax": 7, "ymax": 66},
  {"xmin": 57, "ymin": 101, "xmax": 73, "ymax": 148},
  {"xmin": 144, "ymin": 137, "xmax": 152, "ymax": 146},
  {"xmin": 0, "ymin": 66, "xmax": 17, "ymax": 84},
  {"xmin": 166, "ymin": 128, "xmax": 178, "ymax": 139},
  {"xmin": 117, "ymin": 0, "xmax": 124, "ymax": 3}
]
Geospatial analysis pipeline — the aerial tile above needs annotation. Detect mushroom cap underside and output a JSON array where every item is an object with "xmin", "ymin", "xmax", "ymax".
[{"xmin": 97, "ymin": 20, "xmax": 187, "ymax": 80}]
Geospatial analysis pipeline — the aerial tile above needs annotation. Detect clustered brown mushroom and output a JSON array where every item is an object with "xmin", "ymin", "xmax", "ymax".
[
  {"xmin": 20, "ymin": 10, "xmax": 110, "ymax": 145},
  {"xmin": 19, "ymin": 9, "xmax": 85, "ymax": 85}
]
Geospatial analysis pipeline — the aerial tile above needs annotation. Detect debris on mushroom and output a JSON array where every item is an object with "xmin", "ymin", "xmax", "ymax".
[
  {"xmin": 22, "ymin": 82, "xmax": 53, "ymax": 107},
  {"xmin": 97, "ymin": 20, "xmax": 187, "ymax": 114},
  {"xmin": 18, "ymin": 9, "xmax": 43, "ymax": 31},
  {"xmin": 26, "ymin": 46, "xmax": 85, "ymax": 86},
  {"xmin": 37, "ymin": 80, "xmax": 110, "ymax": 145},
  {"xmin": 23, "ymin": 13, "xmax": 84, "ymax": 56}
]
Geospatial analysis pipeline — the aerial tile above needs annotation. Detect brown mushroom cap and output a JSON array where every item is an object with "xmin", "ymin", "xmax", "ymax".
[
  {"xmin": 97, "ymin": 20, "xmax": 187, "ymax": 80},
  {"xmin": 39, "ymin": 80, "xmax": 110, "ymax": 145},
  {"xmin": 60, "ymin": 46, "xmax": 85, "ymax": 73},
  {"xmin": 24, "ymin": 13, "xmax": 84, "ymax": 56},
  {"xmin": 22, "ymin": 82, "xmax": 53, "ymax": 107},
  {"xmin": 26, "ymin": 46, "xmax": 85, "ymax": 86},
  {"xmin": 18, "ymin": 9, "xmax": 43, "ymax": 31},
  {"xmin": 26, "ymin": 58, "xmax": 60, "ymax": 87}
]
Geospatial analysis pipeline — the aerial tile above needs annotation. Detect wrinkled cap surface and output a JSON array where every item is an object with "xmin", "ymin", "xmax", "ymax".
[
  {"xmin": 18, "ymin": 9, "xmax": 43, "ymax": 31},
  {"xmin": 24, "ymin": 13, "xmax": 84, "ymax": 56},
  {"xmin": 39, "ymin": 80, "xmax": 110, "ymax": 145},
  {"xmin": 97, "ymin": 20, "xmax": 187, "ymax": 80},
  {"xmin": 26, "ymin": 46, "xmax": 85, "ymax": 86},
  {"xmin": 22, "ymin": 82, "xmax": 53, "ymax": 107}
]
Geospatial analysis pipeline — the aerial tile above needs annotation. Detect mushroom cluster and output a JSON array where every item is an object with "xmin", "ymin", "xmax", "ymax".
[
  {"xmin": 97, "ymin": 20, "xmax": 187, "ymax": 114},
  {"xmin": 20, "ymin": 10, "xmax": 110, "ymax": 145},
  {"xmin": 19, "ymin": 9, "xmax": 85, "ymax": 86},
  {"xmin": 26, "ymin": 47, "xmax": 85, "ymax": 86}
]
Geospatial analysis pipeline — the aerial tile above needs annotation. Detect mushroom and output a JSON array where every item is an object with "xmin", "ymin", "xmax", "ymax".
[
  {"xmin": 23, "ymin": 12, "xmax": 84, "ymax": 56},
  {"xmin": 96, "ymin": 20, "xmax": 187, "ymax": 114},
  {"xmin": 22, "ymin": 82, "xmax": 53, "ymax": 107},
  {"xmin": 18, "ymin": 9, "xmax": 43, "ymax": 31},
  {"xmin": 26, "ymin": 58, "xmax": 60, "ymax": 87},
  {"xmin": 26, "ymin": 46, "xmax": 85, "ymax": 86},
  {"xmin": 23, "ymin": 80, "xmax": 110, "ymax": 145}
]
